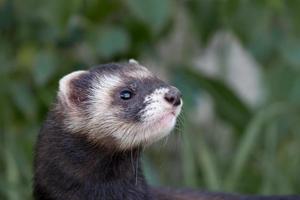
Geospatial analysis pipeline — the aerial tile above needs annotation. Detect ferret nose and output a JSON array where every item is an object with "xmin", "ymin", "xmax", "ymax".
[{"xmin": 164, "ymin": 87, "xmax": 182, "ymax": 107}]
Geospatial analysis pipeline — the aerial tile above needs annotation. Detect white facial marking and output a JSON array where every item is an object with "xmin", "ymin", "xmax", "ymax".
[
  {"xmin": 63, "ymin": 73, "xmax": 124, "ymax": 136},
  {"xmin": 85, "ymin": 75, "xmax": 124, "ymax": 138}
]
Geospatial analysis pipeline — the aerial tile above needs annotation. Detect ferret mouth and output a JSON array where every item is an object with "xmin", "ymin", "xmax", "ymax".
[
  {"xmin": 155, "ymin": 109, "xmax": 179, "ymax": 126},
  {"xmin": 160, "ymin": 112, "xmax": 175, "ymax": 120},
  {"xmin": 171, "ymin": 107, "xmax": 181, "ymax": 117},
  {"xmin": 170, "ymin": 111, "xmax": 177, "ymax": 116}
]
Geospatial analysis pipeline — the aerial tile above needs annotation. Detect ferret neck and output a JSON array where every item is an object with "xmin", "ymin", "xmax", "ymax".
[
  {"xmin": 61, "ymin": 131, "xmax": 150, "ymax": 199},
  {"xmin": 34, "ymin": 114, "xmax": 151, "ymax": 200}
]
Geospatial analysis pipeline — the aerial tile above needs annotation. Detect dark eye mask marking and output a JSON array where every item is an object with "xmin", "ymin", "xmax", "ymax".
[{"xmin": 111, "ymin": 77, "xmax": 169, "ymax": 123}]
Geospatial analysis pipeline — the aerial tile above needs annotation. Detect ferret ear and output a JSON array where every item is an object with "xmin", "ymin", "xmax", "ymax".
[
  {"xmin": 58, "ymin": 70, "xmax": 88, "ymax": 107},
  {"xmin": 129, "ymin": 59, "xmax": 139, "ymax": 65}
]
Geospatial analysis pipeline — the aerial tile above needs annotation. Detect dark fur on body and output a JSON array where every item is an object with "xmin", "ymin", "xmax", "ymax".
[
  {"xmin": 34, "ymin": 111, "xmax": 151, "ymax": 200},
  {"xmin": 34, "ymin": 63, "xmax": 300, "ymax": 200}
]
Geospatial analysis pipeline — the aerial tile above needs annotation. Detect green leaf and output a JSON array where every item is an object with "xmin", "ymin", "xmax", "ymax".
[
  {"xmin": 126, "ymin": 0, "xmax": 171, "ymax": 33},
  {"xmin": 175, "ymin": 66, "xmax": 252, "ymax": 132},
  {"xmin": 266, "ymin": 66, "xmax": 299, "ymax": 102},
  {"xmin": 3, "ymin": 132, "xmax": 21, "ymax": 200},
  {"xmin": 16, "ymin": 44, "xmax": 37, "ymax": 70},
  {"xmin": 142, "ymin": 157, "xmax": 160, "ymax": 185},
  {"xmin": 33, "ymin": 50, "xmax": 58, "ymax": 86},
  {"xmin": 186, "ymin": 0, "xmax": 222, "ymax": 43},
  {"xmin": 290, "ymin": 78, "xmax": 300, "ymax": 102},
  {"xmin": 281, "ymin": 38, "xmax": 300, "ymax": 68},
  {"xmin": 10, "ymin": 83, "xmax": 37, "ymax": 119},
  {"xmin": 94, "ymin": 26, "xmax": 130, "ymax": 58},
  {"xmin": 0, "ymin": 0, "xmax": 14, "ymax": 31},
  {"xmin": 196, "ymin": 137, "xmax": 220, "ymax": 190},
  {"xmin": 181, "ymin": 126, "xmax": 198, "ymax": 187},
  {"xmin": 225, "ymin": 102, "xmax": 299, "ymax": 190}
]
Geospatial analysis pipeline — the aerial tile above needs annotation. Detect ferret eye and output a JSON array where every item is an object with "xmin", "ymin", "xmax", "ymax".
[{"xmin": 120, "ymin": 90, "xmax": 133, "ymax": 100}]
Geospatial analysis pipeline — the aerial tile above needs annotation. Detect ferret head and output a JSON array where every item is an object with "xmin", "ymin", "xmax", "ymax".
[{"xmin": 56, "ymin": 60, "xmax": 182, "ymax": 149}]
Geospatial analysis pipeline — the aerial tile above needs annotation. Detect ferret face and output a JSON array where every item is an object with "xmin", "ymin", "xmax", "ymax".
[{"xmin": 57, "ymin": 60, "xmax": 182, "ymax": 149}]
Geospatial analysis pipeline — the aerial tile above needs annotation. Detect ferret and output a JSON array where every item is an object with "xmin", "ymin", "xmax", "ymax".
[{"xmin": 34, "ymin": 60, "xmax": 300, "ymax": 200}]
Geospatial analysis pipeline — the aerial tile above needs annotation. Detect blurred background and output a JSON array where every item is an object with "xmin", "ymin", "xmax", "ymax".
[{"xmin": 1, "ymin": 0, "xmax": 300, "ymax": 199}]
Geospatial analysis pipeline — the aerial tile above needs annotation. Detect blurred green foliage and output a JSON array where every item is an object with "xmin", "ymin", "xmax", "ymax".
[{"xmin": 1, "ymin": 0, "xmax": 300, "ymax": 199}]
